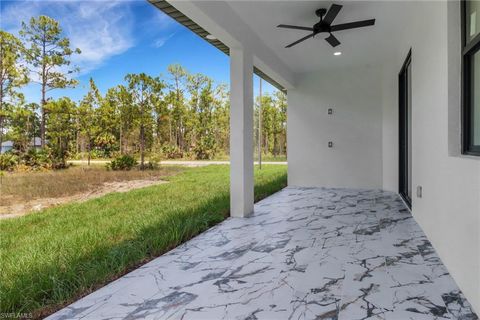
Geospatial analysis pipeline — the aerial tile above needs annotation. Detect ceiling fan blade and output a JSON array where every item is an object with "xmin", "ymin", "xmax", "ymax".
[
  {"xmin": 331, "ymin": 19, "xmax": 376, "ymax": 32},
  {"xmin": 323, "ymin": 4, "xmax": 343, "ymax": 25},
  {"xmin": 285, "ymin": 33, "xmax": 315, "ymax": 48},
  {"xmin": 325, "ymin": 34, "xmax": 341, "ymax": 47},
  {"xmin": 277, "ymin": 24, "xmax": 314, "ymax": 31}
]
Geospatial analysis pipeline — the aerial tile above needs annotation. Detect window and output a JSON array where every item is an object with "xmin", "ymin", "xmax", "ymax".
[{"xmin": 462, "ymin": 0, "xmax": 480, "ymax": 155}]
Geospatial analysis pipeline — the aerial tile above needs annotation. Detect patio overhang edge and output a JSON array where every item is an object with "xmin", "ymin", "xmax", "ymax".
[{"xmin": 148, "ymin": 0, "xmax": 296, "ymax": 93}]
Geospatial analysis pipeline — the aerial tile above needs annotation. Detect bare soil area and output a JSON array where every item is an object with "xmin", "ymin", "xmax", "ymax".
[
  {"xmin": 0, "ymin": 179, "xmax": 168, "ymax": 219},
  {"xmin": 0, "ymin": 166, "xmax": 181, "ymax": 219}
]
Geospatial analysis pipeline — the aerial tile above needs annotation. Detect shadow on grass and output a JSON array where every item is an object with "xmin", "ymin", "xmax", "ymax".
[{"xmin": 2, "ymin": 168, "xmax": 287, "ymax": 319}]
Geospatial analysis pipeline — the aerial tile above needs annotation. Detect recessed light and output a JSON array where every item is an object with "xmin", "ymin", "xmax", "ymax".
[
  {"xmin": 206, "ymin": 34, "xmax": 216, "ymax": 40},
  {"xmin": 334, "ymin": 52, "xmax": 342, "ymax": 56}
]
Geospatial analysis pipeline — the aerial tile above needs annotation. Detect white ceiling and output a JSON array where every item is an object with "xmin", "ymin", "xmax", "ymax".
[{"xmin": 227, "ymin": 1, "xmax": 406, "ymax": 73}]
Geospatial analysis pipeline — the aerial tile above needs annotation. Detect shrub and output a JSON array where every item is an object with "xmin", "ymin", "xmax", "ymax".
[
  {"xmin": 0, "ymin": 149, "xmax": 54, "ymax": 172},
  {"xmin": 0, "ymin": 153, "xmax": 19, "ymax": 171},
  {"xmin": 49, "ymin": 147, "xmax": 69, "ymax": 169},
  {"xmin": 194, "ymin": 136, "xmax": 217, "ymax": 160},
  {"xmin": 160, "ymin": 144, "xmax": 183, "ymax": 159},
  {"xmin": 107, "ymin": 155, "xmax": 137, "ymax": 171},
  {"xmin": 142, "ymin": 154, "xmax": 161, "ymax": 170},
  {"xmin": 94, "ymin": 133, "xmax": 117, "ymax": 157},
  {"xmin": 22, "ymin": 148, "xmax": 53, "ymax": 170},
  {"xmin": 183, "ymin": 151, "xmax": 195, "ymax": 160}
]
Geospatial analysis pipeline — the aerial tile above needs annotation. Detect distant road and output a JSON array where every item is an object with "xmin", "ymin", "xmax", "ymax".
[{"xmin": 68, "ymin": 160, "xmax": 287, "ymax": 167}]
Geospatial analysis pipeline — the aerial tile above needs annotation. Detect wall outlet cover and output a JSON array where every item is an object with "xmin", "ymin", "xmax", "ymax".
[{"xmin": 416, "ymin": 186, "xmax": 422, "ymax": 198}]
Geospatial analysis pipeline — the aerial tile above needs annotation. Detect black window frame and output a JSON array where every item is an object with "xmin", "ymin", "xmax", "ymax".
[
  {"xmin": 462, "ymin": 0, "xmax": 480, "ymax": 155},
  {"xmin": 399, "ymin": 49, "xmax": 412, "ymax": 209}
]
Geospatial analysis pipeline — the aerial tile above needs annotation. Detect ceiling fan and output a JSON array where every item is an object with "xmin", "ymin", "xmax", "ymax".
[{"xmin": 277, "ymin": 4, "xmax": 375, "ymax": 48}]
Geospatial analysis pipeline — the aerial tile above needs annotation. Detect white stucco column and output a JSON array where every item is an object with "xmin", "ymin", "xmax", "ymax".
[{"xmin": 230, "ymin": 48, "xmax": 254, "ymax": 218}]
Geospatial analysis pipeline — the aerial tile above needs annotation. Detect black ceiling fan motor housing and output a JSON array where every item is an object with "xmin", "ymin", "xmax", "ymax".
[{"xmin": 313, "ymin": 21, "xmax": 331, "ymax": 35}]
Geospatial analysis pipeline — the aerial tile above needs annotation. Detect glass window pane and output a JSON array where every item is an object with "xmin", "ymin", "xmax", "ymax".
[
  {"xmin": 407, "ymin": 64, "xmax": 412, "ymax": 200},
  {"xmin": 472, "ymin": 49, "xmax": 480, "ymax": 146},
  {"xmin": 466, "ymin": 0, "xmax": 480, "ymax": 43}
]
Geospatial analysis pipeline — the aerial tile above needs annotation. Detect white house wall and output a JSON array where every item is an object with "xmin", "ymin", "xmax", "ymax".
[
  {"xmin": 288, "ymin": 1, "xmax": 479, "ymax": 312},
  {"xmin": 288, "ymin": 66, "xmax": 383, "ymax": 189},
  {"xmin": 381, "ymin": 1, "xmax": 480, "ymax": 311}
]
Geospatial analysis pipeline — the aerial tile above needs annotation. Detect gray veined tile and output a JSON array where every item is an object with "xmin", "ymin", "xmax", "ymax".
[
  {"xmin": 47, "ymin": 187, "xmax": 478, "ymax": 320},
  {"xmin": 441, "ymin": 290, "xmax": 479, "ymax": 320},
  {"xmin": 338, "ymin": 255, "xmax": 392, "ymax": 320}
]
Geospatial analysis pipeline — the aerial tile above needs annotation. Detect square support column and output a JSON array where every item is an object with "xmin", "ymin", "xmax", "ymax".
[{"xmin": 230, "ymin": 48, "xmax": 254, "ymax": 218}]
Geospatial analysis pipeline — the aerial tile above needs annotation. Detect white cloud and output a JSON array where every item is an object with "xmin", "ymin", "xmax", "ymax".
[
  {"xmin": 66, "ymin": 2, "xmax": 136, "ymax": 74},
  {"xmin": 1, "ymin": 0, "xmax": 178, "ymax": 103},
  {"xmin": 153, "ymin": 32, "xmax": 175, "ymax": 48},
  {"xmin": 1, "ymin": 0, "xmax": 136, "ymax": 75}
]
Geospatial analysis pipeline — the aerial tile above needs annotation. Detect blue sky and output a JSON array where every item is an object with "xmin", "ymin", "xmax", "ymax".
[{"xmin": 0, "ymin": 0, "xmax": 277, "ymax": 104}]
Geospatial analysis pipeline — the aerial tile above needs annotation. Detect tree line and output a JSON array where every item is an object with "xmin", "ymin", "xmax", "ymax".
[{"xmin": 0, "ymin": 15, "xmax": 286, "ymax": 170}]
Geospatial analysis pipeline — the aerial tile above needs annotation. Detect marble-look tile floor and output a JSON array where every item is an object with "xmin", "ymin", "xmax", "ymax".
[{"xmin": 48, "ymin": 187, "xmax": 478, "ymax": 320}]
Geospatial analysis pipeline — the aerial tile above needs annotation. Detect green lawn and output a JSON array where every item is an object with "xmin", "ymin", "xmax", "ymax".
[{"xmin": 0, "ymin": 165, "xmax": 287, "ymax": 318}]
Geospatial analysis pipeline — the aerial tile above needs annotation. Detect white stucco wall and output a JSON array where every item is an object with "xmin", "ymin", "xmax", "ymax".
[
  {"xmin": 287, "ymin": 66, "xmax": 383, "ymax": 189},
  {"xmin": 381, "ymin": 1, "xmax": 480, "ymax": 311},
  {"xmin": 288, "ymin": 1, "xmax": 479, "ymax": 312}
]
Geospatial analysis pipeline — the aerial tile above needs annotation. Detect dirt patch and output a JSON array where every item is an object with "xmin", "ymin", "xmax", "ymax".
[{"xmin": 0, "ymin": 179, "xmax": 168, "ymax": 219}]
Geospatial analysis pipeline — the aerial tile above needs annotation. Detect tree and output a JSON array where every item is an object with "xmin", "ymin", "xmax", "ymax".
[
  {"xmin": 0, "ymin": 52, "xmax": 287, "ymax": 165},
  {"xmin": 97, "ymin": 87, "xmax": 121, "ymax": 157},
  {"xmin": 125, "ymin": 73, "xmax": 164, "ymax": 169},
  {"xmin": 186, "ymin": 73, "xmax": 209, "ymax": 150},
  {"xmin": 78, "ymin": 78, "xmax": 101, "ymax": 165},
  {"xmin": 167, "ymin": 64, "xmax": 187, "ymax": 151},
  {"xmin": 152, "ymin": 89, "xmax": 168, "ymax": 149},
  {"xmin": 273, "ymin": 91, "xmax": 287, "ymax": 156},
  {"xmin": 255, "ymin": 94, "xmax": 274, "ymax": 155},
  {"xmin": 5, "ymin": 101, "xmax": 39, "ymax": 153},
  {"xmin": 0, "ymin": 31, "xmax": 28, "ymax": 146},
  {"xmin": 212, "ymin": 84, "xmax": 230, "ymax": 154},
  {"xmin": 117, "ymin": 85, "xmax": 135, "ymax": 155},
  {"xmin": 46, "ymin": 97, "xmax": 76, "ymax": 167},
  {"xmin": 20, "ymin": 15, "xmax": 81, "ymax": 147},
  {"xmin": 194, "ymin": 79, "xmax": 217, "ymax": 159}
]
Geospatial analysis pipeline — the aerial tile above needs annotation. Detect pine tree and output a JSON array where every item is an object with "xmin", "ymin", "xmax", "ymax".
[
  {"xmin": 0, "ymin": 31, "xmax": 28, "ymax": 146},
  {"xmin": 46, "ymin": 97, "xmax": 76, "ymax": 167},
  {"xmin": 125, "ymin": 73, "xmax": 164, "ymax": 169},
  {"xmin": 20, "ymin": 15, "xmax": 81, "ymax": 147}
]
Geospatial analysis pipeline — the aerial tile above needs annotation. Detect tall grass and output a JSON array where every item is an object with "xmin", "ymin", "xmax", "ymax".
[
  {"xmin": 0, "ymin": 165, "xmax": 183, "ymax": 204},
  {"xmin": 0, "ymin": 165, "xmax": 287, "ymax": 318}
]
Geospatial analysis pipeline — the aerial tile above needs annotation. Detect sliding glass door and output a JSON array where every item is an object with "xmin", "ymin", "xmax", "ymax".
[{"xmin": 399, "ymin": 50, "xmax": 412, "ymax": 208}]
